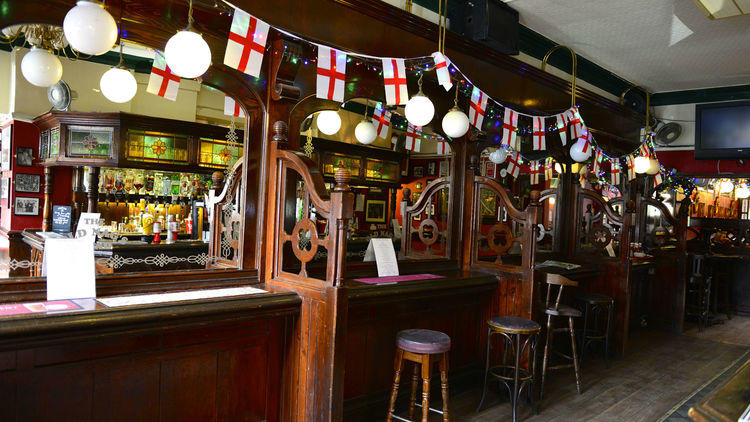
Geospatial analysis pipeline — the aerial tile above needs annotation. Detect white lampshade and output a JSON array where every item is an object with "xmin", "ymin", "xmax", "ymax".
[
  {"xmin": 719, "ymin": 179, "xmax": 734, "ymax": 194},
  {"xmin": 21, "ymin": 47, "xmax": 63, "ymax": 87},
  {"xmin": 554, "ymin": 163, "xmax": 563, "ymax": 174},
  {"xmin": 441, "ymin": 107, "xmax": 470, "ymax": 138},
  {"xmin": 489, "ymin": 148, "xmax": 507, "ymax": 164},
  {"xmin": 354, "ymin": 120, "xmax": 377, "ymax": 144},
  {"xmin": 164, "ymin": 30, "xmax": 211, "ymax": 78},
  {"xmin": 404, "ymin": 93, "xmax": 435, "ymax": 126},
  {"xmin": 100, "ymin": 67, "xmax": 137, "ymax": 103},
  {"xmin": 570, "ymin": 139, "xmax": 592, "ymax": 162},
  {"xmin": 316, "ymin": 110, "xmax": 341, "ymax": 135},
  {"xmin": 634, "ymin": 156, "xmax": 650, "ymax": 174},
  {"xmin": 736, "ymin": 185, "xmax": 750, "ymax": 199},
  {"xmin": 646, "ymin": 158, "xmax": 660, "ymax": 175},
  {"xmin": 63, "ymin": 0, "xmax": 118, "ymax": 56}
]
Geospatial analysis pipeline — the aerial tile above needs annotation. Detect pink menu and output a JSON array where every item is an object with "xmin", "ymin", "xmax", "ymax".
[{"xmin": 0, "ymin": 300, "xmax": 82, "ymax": 316}]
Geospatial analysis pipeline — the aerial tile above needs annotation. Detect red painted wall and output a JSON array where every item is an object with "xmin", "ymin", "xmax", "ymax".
[
  {"xmin": 657, "ymin": 149, "xmax": 750, "ymax": 176},
  {"xmin": 1, "ymin": 120, "xmax": 44, "ymax": 232}
]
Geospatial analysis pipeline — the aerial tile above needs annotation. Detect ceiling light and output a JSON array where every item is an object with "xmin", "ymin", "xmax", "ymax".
[
  {"xmin": 100, "ymin": 40, "xmax": 137, "ymax": 103},
  {"xmin": 489, "ymin": 148, "xmax": 507, "ymax": 164},
  {"xmin": 21, "ymin": 47, "xmax": 63, "ymax": 87},
  {"xmin": 646, "ymin": 158, "xmax": 660, "ymax": 175},
  {"xmin": 164, "ymin": 0, "xmax": 211, "ymax": 78},
  {"xmin": 569, "ymin": 138, "xmax": 592, "ymax": 162},
  {"xmin": 404, "ymin": 74, "xmax": 434, "ymax": 126},
  {"xmin": 355, "ymin": 120, "xmax": 377, "ymax": 144},
  {"xmin": 441, "ymin": 108, "xmax": 469, "ymax": 138},
  {"xmin": 634, "ymin": 156, "xmax": 650, "ymax": 174},
  {"xmin": 316, "ymin": 110, "xmax": 341, "ymax": 135},
  {"xmin": 63, "ymin": 1, "xmax": 118, "ymax": 56}
]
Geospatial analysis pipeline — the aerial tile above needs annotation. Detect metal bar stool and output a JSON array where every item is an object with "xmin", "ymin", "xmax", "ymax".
[
  {"xmin": 386, "ymin": 329, "xmax": 451, "ymax": 422},
  {"xmin": 540, "ymin": 273, "xmax": 582, "ymax": 400},
  {"xmin": 576, "ymin": 292, "xmax": 614, "ymax": 369},
  {"xmin": 476, "ymin": 316, "xmax": 540, "ymax": 422}
]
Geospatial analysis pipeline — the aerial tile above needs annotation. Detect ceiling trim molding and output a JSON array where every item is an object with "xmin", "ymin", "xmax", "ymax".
[{"xmin": 652, "ymin": 85, "xmax": 750, "ymax": 106}]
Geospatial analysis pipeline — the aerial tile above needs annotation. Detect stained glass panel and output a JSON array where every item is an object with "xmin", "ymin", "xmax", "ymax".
[
  {"xmin": 126, "ymin": 130, "xmax": 188, "ymax": 164},
  {"xmin": 68, "ymin": 126, "xmax": 113, "ymax": 157},
  {"xmin": 198, "ymin": 138, "xmax": 243, "ymax": 168}
]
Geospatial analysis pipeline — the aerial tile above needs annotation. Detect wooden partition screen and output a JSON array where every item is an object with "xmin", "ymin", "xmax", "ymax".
[
  {"xmin": 400, "ymin": 177, "xmax": 452, "ymax": 260},
  {"xmin": 207, "ymin": 160, "xmax": 244, "ymax": 269}
]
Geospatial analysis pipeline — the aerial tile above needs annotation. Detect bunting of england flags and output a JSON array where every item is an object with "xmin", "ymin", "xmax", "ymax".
[
  {"xmin": 625, "ymin": 155, "xmax": 636, "ymax": 180},
  {"xmin": 431, "ymin": 52, "xmax": 453, "ymax": 91},
  {"xmin": 506, "ymin": 151, "xmax": 521, "ymax": 178},
  {"xmin": 530, "ymin": 161, "xmax": 542, "ymax": 185},
  {"xmin": 654, "ymin": 172, "xmax": 663, "ymax": 187},
  {"xmin": 544, "ymin": 157, "xmax": 554, "ymax": 180},
  {"xmin": 593, "ymin": 150, "xmax": 604, "ymax": 174},
  {"xmin": 146, "ymin": 51, "xmax": 180, "ymax": 101},
  {"xmin": 405, "ymin": 125, "xmax": 421, "ymax": 152},
  {"xmin": 382, "ymin": 58, "xmax": 408, "ymax": 105},
  {"xmin": 639, "ymin": 142, "xmax": 650, "ymax": 157},
  {"xmin": 566, "ymin": 108, "xmax": 583, "ymax": 139},
  {"xmin": 532, "ymin": 116, "xmax": 546, "ymax": 150},
  {"xmin": 223, "ymin": 8, "xmax": 269, "ymax": 78},
  {"xmin": 391, "ymin": 133, "xmax": 399, "ymax": 150},
  {"xmin": 436, "ymin": 138, "xmax": 451, "ymax": 155},
  {"xmin": 611, "ymin": 161, "xmax": 621, "ymax": 185},
  {"xmin": 371, "ymin": 106, "xmax": 391, "ymax": 139},
  {"xmin": 501, "ymin": 108, "xmax": 518, "ymax": 147},
  {"xmin": 556, "ymin": 113, "xmax": 568, "ymax": 145},
  {"xmin": 316, "ymin": 46, "xmax": 347, "ymax": 102},
  {"xmin": 469, "ymin": 87, "xmax": 488, "ymax": 129},
  {"xmin": 224, "ymin": 95, "xmax": 245, "ymax": 117}
]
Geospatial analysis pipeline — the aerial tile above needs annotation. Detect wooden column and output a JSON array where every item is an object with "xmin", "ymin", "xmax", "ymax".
[
  {"xmin": 41, "ymin": 166, "xmax": 53, "ymax": 231},
  {"xmin": 86, "ymin": 166, "xmax": 99, "ymax": 213}
]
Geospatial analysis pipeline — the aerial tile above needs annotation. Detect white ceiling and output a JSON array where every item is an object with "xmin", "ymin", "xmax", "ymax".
[{"xmin": 505, "ymin": 0, "xmax": 750, "ymax": 92}]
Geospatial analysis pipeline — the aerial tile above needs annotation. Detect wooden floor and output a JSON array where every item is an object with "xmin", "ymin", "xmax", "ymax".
[
  {"xmin": 391, "ymin": 329, "xmax": 748, "ymax": 422},
  {"xmin": 683, "ymin": 315, "xmax": 750, "ymax": 346}
]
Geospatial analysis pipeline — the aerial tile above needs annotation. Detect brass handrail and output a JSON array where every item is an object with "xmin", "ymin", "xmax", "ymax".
[
  {"xmin": 619, "ymin": 85, "xmax": 651, "ymax": 131},
  {"xmin": 541, "ymin": 45, "xmax": 578, "ymax": 107}
]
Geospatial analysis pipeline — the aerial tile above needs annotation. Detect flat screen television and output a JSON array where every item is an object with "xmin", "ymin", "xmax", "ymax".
[{"xmin": 695, "ymin": 100, "xmax": 750, "ymax": 159}]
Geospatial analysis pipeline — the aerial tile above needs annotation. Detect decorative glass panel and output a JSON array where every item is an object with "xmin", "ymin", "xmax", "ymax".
[
  {"xmin": 198, "ymin": 138, "xmax": 243, "ymax": 168},
  {"xmin": 322, "ymin": 153, "xmax": 360, "ymax": 177},
  {"xmin": 68, "ymin": 125, "xmax": 113, "ymax": 157},
  {"xmin": 49, "ymin": 127, "xmax": 60, "ymax": 157},
  {"xmin": 39, "ymin": 130, "xmax": 49, "ymax": 159},
  {"xmin": 126, "ymin": 130, "xmax": 189, "ymax": 165},
  {"xmin": 365, "ymin": 159, "xmax": 399, "ymax": 182}
]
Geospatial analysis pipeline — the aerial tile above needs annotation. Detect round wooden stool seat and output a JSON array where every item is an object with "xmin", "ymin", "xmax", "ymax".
[
  {"xmin": 488, "ymin": 316, "xmax": 540, "ymax": 334},
  {"xmin": 577, "ymin": 292, "xmax": 614, "ymax": 305},
  {"xmin": 396, "ymin": 329, "xmax": 451, "ymax": 354},
  {"xmin": 544, "ymin": 304, "xmax": 582, "ymax": 317}
]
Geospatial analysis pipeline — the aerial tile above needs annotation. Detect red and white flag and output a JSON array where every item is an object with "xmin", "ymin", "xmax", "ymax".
[
  {"xmin": 565, "ymin": 108, "xmax": 585, "ymax": 139},
  {"xmin": 224, "ymin": 95, "xmax": 245, "ymax": 117},
  {"xmin": 530, "ymin": 161, "xmax": 543, "ymax": 184},
  {"xmin": 469, "ymin": 87, "xmax": 487, "ymax": 129},
  {"xmin": 436, "ymin": 138, "xmax": 451, "ymax": 155},
  {"xmin": 371, "ymin": 106, "xmax": 391, "ymax": 139},
  {"xmin": 639, "ymin": 142, "xmax": 650, "ymax": 158},
  {"xmin": 146, "ymin": 51, "xmax": 180, "ymax": 101},
  {"xmin": 593, "ymin": 150, "xmax": 604, "ymax": 174},
  {"xmin": 654, "ymin": 172, "xmax": 663, "ymax": 187},
  {"xmin": 501, "ymin": 108, "xmax": 518, "ymax": 148},
  {"xmin": 556, "ymin": 113, "xmax": 568, "ymax": 145},
  {"xmin": 544, "ymin": 157, "xmax": 554, "ymax": 180},
  {"xmin": 532, "ymin": 116, "xmax": 546, "ymax": 150},
  {"xmin": 625, "ymin": 155, "xmax": 636, "ymax": 180},
  {"xmin": 382, "ymin": 58, "xmax": 408, "ymax": 105},
  {"xmin": 223, "ymin": 8, "xmax": 269, "ymax": 78},
  {"xmin": 431, "ymin": 52, "xmax": 453, "ymax": 91},
  {"xmin": 405, "ymin": 124, "xmax": 421, "ymax": 152},
  {"xmin": 506, "ymin": 151, "xmax": 521, "ymax": 178},
  {"xmin": 391, "ymin": 133, "xmax": 399, "ymax": 150},
  {"xmin": 316, "ymin": 46, "xmax": 347, "ymax": 102},
  {"xmin": 611, "ymin": 161, "xmax": 621, "ymax": 185}
]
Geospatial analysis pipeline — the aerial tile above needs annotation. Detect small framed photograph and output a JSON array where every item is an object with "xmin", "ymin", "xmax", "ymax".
[
  {"xmin": 16, "ymin": 147, "xmax": 34, "ymax": 166},
  {"xmin": 427, "ymin": 161, "xmax": 437, "ymax": 176},
  {"xmin": 14, "ymin": 196, "xmax": 39, "ymax": 216},
  {"xmin": 439, "ymin": 161, "xmax": 449, "ymax": 177},
  {"xmin": 15, "ymin": 173, "xmax": 41, "ymax": 193},
  {"xmin": 365, "ymin": 199, "xmax": 387, "ymax": 223},
  {"xmin": 413, "ymin": 166, "xmax": 424, "ymax": 178}
]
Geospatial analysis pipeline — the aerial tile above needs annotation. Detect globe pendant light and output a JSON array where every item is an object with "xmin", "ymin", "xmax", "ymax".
[
  {"xmin": 21, "ymin": 47, "xmax": 63, "ymax": 87},
  {"xmin": 489, "ymin": 148, "xmax": 507, "ymax": 164},
  {"xmin": 569, "ymin": 138, "xmax": 592, "ymax": 162},
  {"xmin": 735, "ymin": 183, "xmax": 750, "ymax": 199},
  {"xmin": 633, "ymin": 155, "xmax": 650, "ymax": 174},
  {"xmin": 719, "ymin": 179, "xmax": 734, "ymax": 194},
  {"xmin": 316, "ymin": 110, "xmax": 341, "ymax": 135},
  {"xmin": 100, "ymin": 40, "xmax": 137, "ymax": 103},
  {"xmin": 164, "ymin": 0, "xmax": 211, "ymax": 78},
  {"xmin": 63, "ymin": 1, "xmax": 118, "ymax": 56},
  {"xmin": 646, "ymin": 158, "xmax": 660, "ymax": 175},
  {"xmin": 404, "ymin": 73, "xmax": 435, "ymax": 127},
  {"xmin": 354, "ymin": 102, "xmax": 377, "ymax": 144},
  {"xmin": 441, "ymin": 86, "xmax": 469, "ymax": 138}
]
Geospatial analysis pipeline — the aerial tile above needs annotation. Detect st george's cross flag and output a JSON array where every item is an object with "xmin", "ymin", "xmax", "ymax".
[
  {"xmin": 391, "ymin": 134, "xmax": 399, "ymax": 150},
  {"xmin": 436, "ymin": 138, "xmax": 451, "ymax": 155},
  {"xmin": 506, "ymin": 151, "xmax": 522, "ymax": 178},
  {"xmin": 405, "ymin": 124, "xmax": 421, "ymax": 152},
  {"xmin": 224, "ymin": 8, "xmax": 269, "ymax": 78},
  {"xmin": 146, "ymin": 51, "xmax": 180, "ymax": 101},
  {"xmin": 501, "ymin": 108, "xmax": 519, "ymax": 148},
  {"xmin": 382, "ymin": 58, "xmax": 408, "ymax": 105},
  {"xmin": 431, "ymin": 52, "xmax": 453, "ymax": 91},
  {"xmin": 532, "ymin": 116, "xmax": 546, "ymax": 150},
  {"xmin": 566, "ymin": 107, "xmax": 585, "ymax": 140},
  {"xmin": 556, "ymin": 113, "xmax": 569, "ymax": 145},
  {"xmin": 469, "ymin": 87, "xmax": 488, "ymax": 130},
  {"xmin": 371, "ymin": 106, "xmax": 391, "ymax": 139},
  {"xmin": 316, "ymin": 46, "xmax": 347, "ymax": 103},
  {"xmin": 654, "ymin": 172, "xmax": 663, "ymax": 187},
  {"xmin": 224, "ymin": 95, "xmax": 245, "ymax": 118},
  {"xmin": 530, "ymin": 161, "xmax": 543, "ymax": 185},
  {"xmin": 639, "ymin": 142, "xmax": 650, "ymax": 158},
  {"xmin": 611, "ymin": 161, "xmax": 621, "ymax": 185},
  {"xmin": 544, "ymin": 157, "xmax": 554, "ymax": 180},
  {"xmin": 625, "ymin": 155, "xmax": 636, "ymax": 180},
  {"xmin": 593, "ymin": 149, "xmax": 604, "ymax": 175}
]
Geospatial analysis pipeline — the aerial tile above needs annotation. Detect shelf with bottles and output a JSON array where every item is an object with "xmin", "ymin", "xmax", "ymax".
[
  {"xmin": 98, "ymin": 167, "xmax": 212, "ymax": 200},
  {"xmin": 96, "ymin": 196, "xmax": 207, "ymax": 241}
]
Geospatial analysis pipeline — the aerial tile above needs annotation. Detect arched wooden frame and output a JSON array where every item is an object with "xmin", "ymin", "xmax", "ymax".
[
  {"xmin": 537, "ymin": 188, "xmax": 558, "ymax": 247},
  {"xmin": 635, "ymin": 197, "xmax": 687, "ymax": 247},
  {"xmin": 574, "ymin": 186, "xmax": 624, "ymax": 257},
  {"xmin": 401, "ymin": 177, "xmax": 452, "ymax": 260}
]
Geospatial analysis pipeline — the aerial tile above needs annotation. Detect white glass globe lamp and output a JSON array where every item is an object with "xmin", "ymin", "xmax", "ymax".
[
  {"xmin": 164, "ymin": 0, "xmax": 211, "ymax": 78},
  {"xmin": 316, "ymin": 110, "xmax": 341, "ymax": 135},
  {"xmin": 63, "ymin": 0, "xmax": 118, "ymax": 56},
  {"xmin": 355, "ymin": 120, "xmax": 377, "ymax": 144},
  {"xmin": 21, "ymin": 47, "xmax": 63, "ymax": 87},
  {"xmin": 405, "ymin": 93, "xmax": 435, "ymax": 126},
  {"xmin": 570, "ymin": 138, "xmax": 592, "ymax": 162},
  {"xmin": 719, "ymin": 179, "xmax": 734, "ymax": 194},
  {"xmin": 735, "ymin": 184, "xmax": 750, "ymax": 199},
  {"xmin": 646, "ymin": 158, "xmax": 660, "ymax": 175},
  {"xmin": 100, "ymin": 67, "xmax": 137, "ymax": 103},
  {"xmin": 633, "ymin": 156, "xmax": 650, "ymax": 174},
  {"xmin": 489, "ymin": 148, "xmax": 507, "ymax": 164},
  {"xmin": 441, "ymin": 107, "xmax": 470, "ymax": 138}
]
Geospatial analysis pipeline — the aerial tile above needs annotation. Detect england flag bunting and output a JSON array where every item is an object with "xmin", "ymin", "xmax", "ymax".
[
  {"xmin": 654, "ymin": 172, "xmax": 663, "ymax": 187},
  {"xmin": 530, "ymin": 161, "xmax": 543, "ymax": 185},
  {"xmin": 544, "ymin": 157, "xmax": 554, "ymax": 180},
  {"xmin": 223, "ymin": 8, "xmax": 269, "ymax": 78},
  {"xmin": 639, "ymin": 142, "xmax": 650, "ymax": 158},
  {"xmin": 592, "ymin": 150, "xmax": 604, "ymax": 174},
  {"xmin": 469, "ymin": 87, "xmax": 487, "ymax": 129},
  {"xmin": 625, "ymin": 155, "xmax": 636, "ymax": 180},
  {"xmin": 391, "ymin": 134, "xmax": 399, "ymax": 150},
  {"xmin": 436, "ymin": 138, "xmax": 451, "ymax": 155},
  {"xmin": 371, "ymin": 106, "xmax": 391, "ymax": 139},
  {"xmin": 556, "ymin": 113, "xmax": 568, "ymax": 145},
  {"xmin": 382, "ymin": 58, "xmax": 408, "ymax": 105},
  {"xmin": 501, "ymin": 109, "xmax": 518, "ymax": 147},
  {"xmin": 224, "ymin": 95, "xmax": 245, "ymax": 117},
  {"xmin": 506, "ymin": 151, "xmax": 521, "ymax": 178},
  {"xmin": 431, "ymin": 52, "xmax": 453, "ymax": 91},
  {"xmin": 532, "ymin": 116, "xmax": 546, "ymax": 150},
  {"xmin": 565, "ymin": 108, "xmax": 584, "ymax": 139},
  {"xmin": 405, "ymin": 124, "xmax": 421, "ymax": 152},
  {"xmin": 611, "ymin": 161, "xmax": 621, "ymax": 185},
  {"xmin": 316, "ymin": 46, "xmax": 347, "ymax": 102},
  {"xmin": 146, "ymin": 51, "xmax": 180, "ymax": 101}
]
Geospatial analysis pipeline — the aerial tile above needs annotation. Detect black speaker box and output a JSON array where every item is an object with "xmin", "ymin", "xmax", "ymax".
[{"xmin": 448, "ymin": 0, "xmax": 520, "ymax": 55}]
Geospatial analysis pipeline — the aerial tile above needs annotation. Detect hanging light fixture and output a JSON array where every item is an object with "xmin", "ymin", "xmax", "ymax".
[
  {"xmin": 569, "ymin": 138, "xmax": 592, "ymax": 162},
  {"xmin": 7, "ymin": 25, "xmax": 66, "ymax": 88},
  {"xmin": 21, "ymin": 47, "xmax": 63, "ymax": 87},
  {"xmin": 719, "ymin": 179, "xmax": 734, "ymax": 194},
  {"xmin": 164, "ymin": 0, "xmax": 212, "ymax": 78},
  {"xmin": 405, "ymin": 73, "xmax": 435, "ymax": 127},
  {"xmin": 634, "ymin": 155, "xmax": 650, "ymax": 174},
  {"xmin": 646, "ymin": 158, "xmax": 660, "ymax": 175},
  {"xmin": 100, "ymin": 39, "xmax": 137, "ymax": 103},
  {"xmin": 63, "ymin": 0, "xmax": 118, "ymax": 56},
  {"xmin": 489, "ymin": 148, "xmax": 507, "ymax": 164},
  {"xmin": 355, "ymin": 101, "xmax": 377, "ymax": 144},
  {"xmin": 735, "ymin": 182, "xmax": 750, "ymax": 199},
  {"xmin": 316, "ymin": 110, "xmax": 341, "ymax": 135},
  {"xmin": 441, "ymin": 86, "xmax": 469, "ymax": 138}
]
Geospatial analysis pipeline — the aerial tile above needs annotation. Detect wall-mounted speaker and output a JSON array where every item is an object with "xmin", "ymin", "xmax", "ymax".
[{"xmin": 448, "ymin": 0, "xmax": 520, "ymax": 56}]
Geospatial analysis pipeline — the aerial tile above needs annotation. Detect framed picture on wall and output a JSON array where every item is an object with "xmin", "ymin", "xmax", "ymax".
[
  {"xmin": 16, "ymin": 147, "xmax": 34, "ymax": 166},
  {"xmin": 365, "ymin": 199, "xmax": 387, "ymax": 223},
  {"xmin": 15, "ymin": 173, "xmax": 41, "ymax": 193},
  {"xmin": 14, "ymin": 196, "xmax": 39, "ymax": 216},
  {"xmin": 413, "ymin": 166, "xmax": 424, "ymax": 178},
  {"xmin": 1, "ymin": 126, "xmax": 11, "ymax": 171},
  {"xmin": 439, "ymin": 161, "xmax": 449, "ymax": 177},
  {"xmin": 427, "ymin": 161, "xmax": 436, "ymax": 176}
]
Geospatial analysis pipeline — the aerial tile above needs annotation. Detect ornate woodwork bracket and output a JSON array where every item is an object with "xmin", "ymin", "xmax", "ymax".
[{"xmin": 270, "ymin": 39, "xmax": 303, "ymax": 101}]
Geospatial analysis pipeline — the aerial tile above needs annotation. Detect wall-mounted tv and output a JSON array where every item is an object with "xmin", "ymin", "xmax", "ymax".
[{"xmin": 696, "ymin": 100, "xmax": 750, "ymax": 160}]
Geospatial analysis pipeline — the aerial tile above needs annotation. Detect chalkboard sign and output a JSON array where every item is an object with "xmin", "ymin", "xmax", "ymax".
[{"xmin": 51, "ymin": 205, "xmax": 72, "ymax": 234}]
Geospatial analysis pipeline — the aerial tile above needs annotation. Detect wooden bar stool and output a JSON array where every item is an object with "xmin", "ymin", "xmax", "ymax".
[
  {"xmin": 540, "ymin": 274, "xmax": 582, "ymax": 400},
  {"xmin": 576, "ymin": 292, "xmax": 614, "ymax": 368},
  {"xmin": 386, "ymin": 329, "xmax": 451, "ymax": 422},
  {"xmin": 477, "ymin": 316, "xmax": 540, "ymax": 422}
]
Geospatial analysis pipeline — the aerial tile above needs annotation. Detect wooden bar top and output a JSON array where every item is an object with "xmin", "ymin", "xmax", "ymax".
[{"xmin": 346, "ymin": 269, "xmax": 498, "ymax": 301}]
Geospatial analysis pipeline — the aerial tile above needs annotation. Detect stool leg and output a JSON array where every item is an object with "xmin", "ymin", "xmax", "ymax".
[
  {"xmin": 476, "ymin": 327, "xmax": 492, "ymax": 412},
  {"xmin": 386, "ymin": 349, "xmax": 404, "ymax": 422},
  {"xmin": 530, "ymin": 332, "xmax": 539, "ymax": 415},
  {"xmin": 580, "ymin": 302, "xmax": 589, "ymax": 370},
  {"xmin": 409, "ymin": 362, "xmax": 419, "ymax": 420},
  {"xmin": 440, "ymin": 352, "xmax": 449, "ymax": 422},
  {"xmin": 569, "ymin": 317, "xmax": 582, "ymax": 394},
  {"xmin": 512, "ymin": 333, "xmax": 521, "ymax": 422},
  {"xmin": 421, "ymin": 354, "xmax": 431, "ymax": 422},
  {"xmin": 604, "ymin": 303, "xmax": 613, "ymax": 368},
  {"xmin": 540, "ymin": 314, "xmax": 553, "ymax": 401}
]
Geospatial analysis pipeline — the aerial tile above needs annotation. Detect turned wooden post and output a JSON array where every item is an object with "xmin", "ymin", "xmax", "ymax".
[
  {"xmin": 86, "ymin": 166, "xmax": 99, "ymax": 213},
  {"xmin": 400, "ymin": 187, "xmax": 412, "ymax": 259},
  {"xmin": 41, "ymin": 166, "xmax": 53, "ymax": 231},
  {"xmin": 328, "ymin": 168, "xmax": 353, "ymax": 286}
]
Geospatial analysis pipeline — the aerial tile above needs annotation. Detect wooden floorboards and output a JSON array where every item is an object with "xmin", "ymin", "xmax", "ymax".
[
  {"xmin": 683, "ymin": 315, "xmax": 750, "ymax": 347},
  {"xmin": 391, "ymin": 325, "xmax": 749, "ymax": 421}
]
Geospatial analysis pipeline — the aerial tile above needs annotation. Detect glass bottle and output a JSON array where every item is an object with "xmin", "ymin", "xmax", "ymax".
[
  {"xmin": 124, "ymin": 169, "xmax": 135, "ymax": 194},
  {"xmin": 153, "ymin": 172, "xmax": 164, "ymax": 197},
  {"xmin": 134, "ymin": 170, "xmax": 145, "ymax": 195}
]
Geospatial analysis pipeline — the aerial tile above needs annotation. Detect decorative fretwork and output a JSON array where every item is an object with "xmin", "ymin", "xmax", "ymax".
[
  {"xmin": 400, "ymin": 177, "xmax": 451, "ymax": 259},
  {"xmin": 96, "ymin": 253, "xmax": 211, "ymax": 270},
  {"xmin": 207, "ymin": 160, "xmax": 244, "ymax": 269},
  {"xmin": 574, "ymin": 186, "xmax": 624, "ymax": 257}
]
